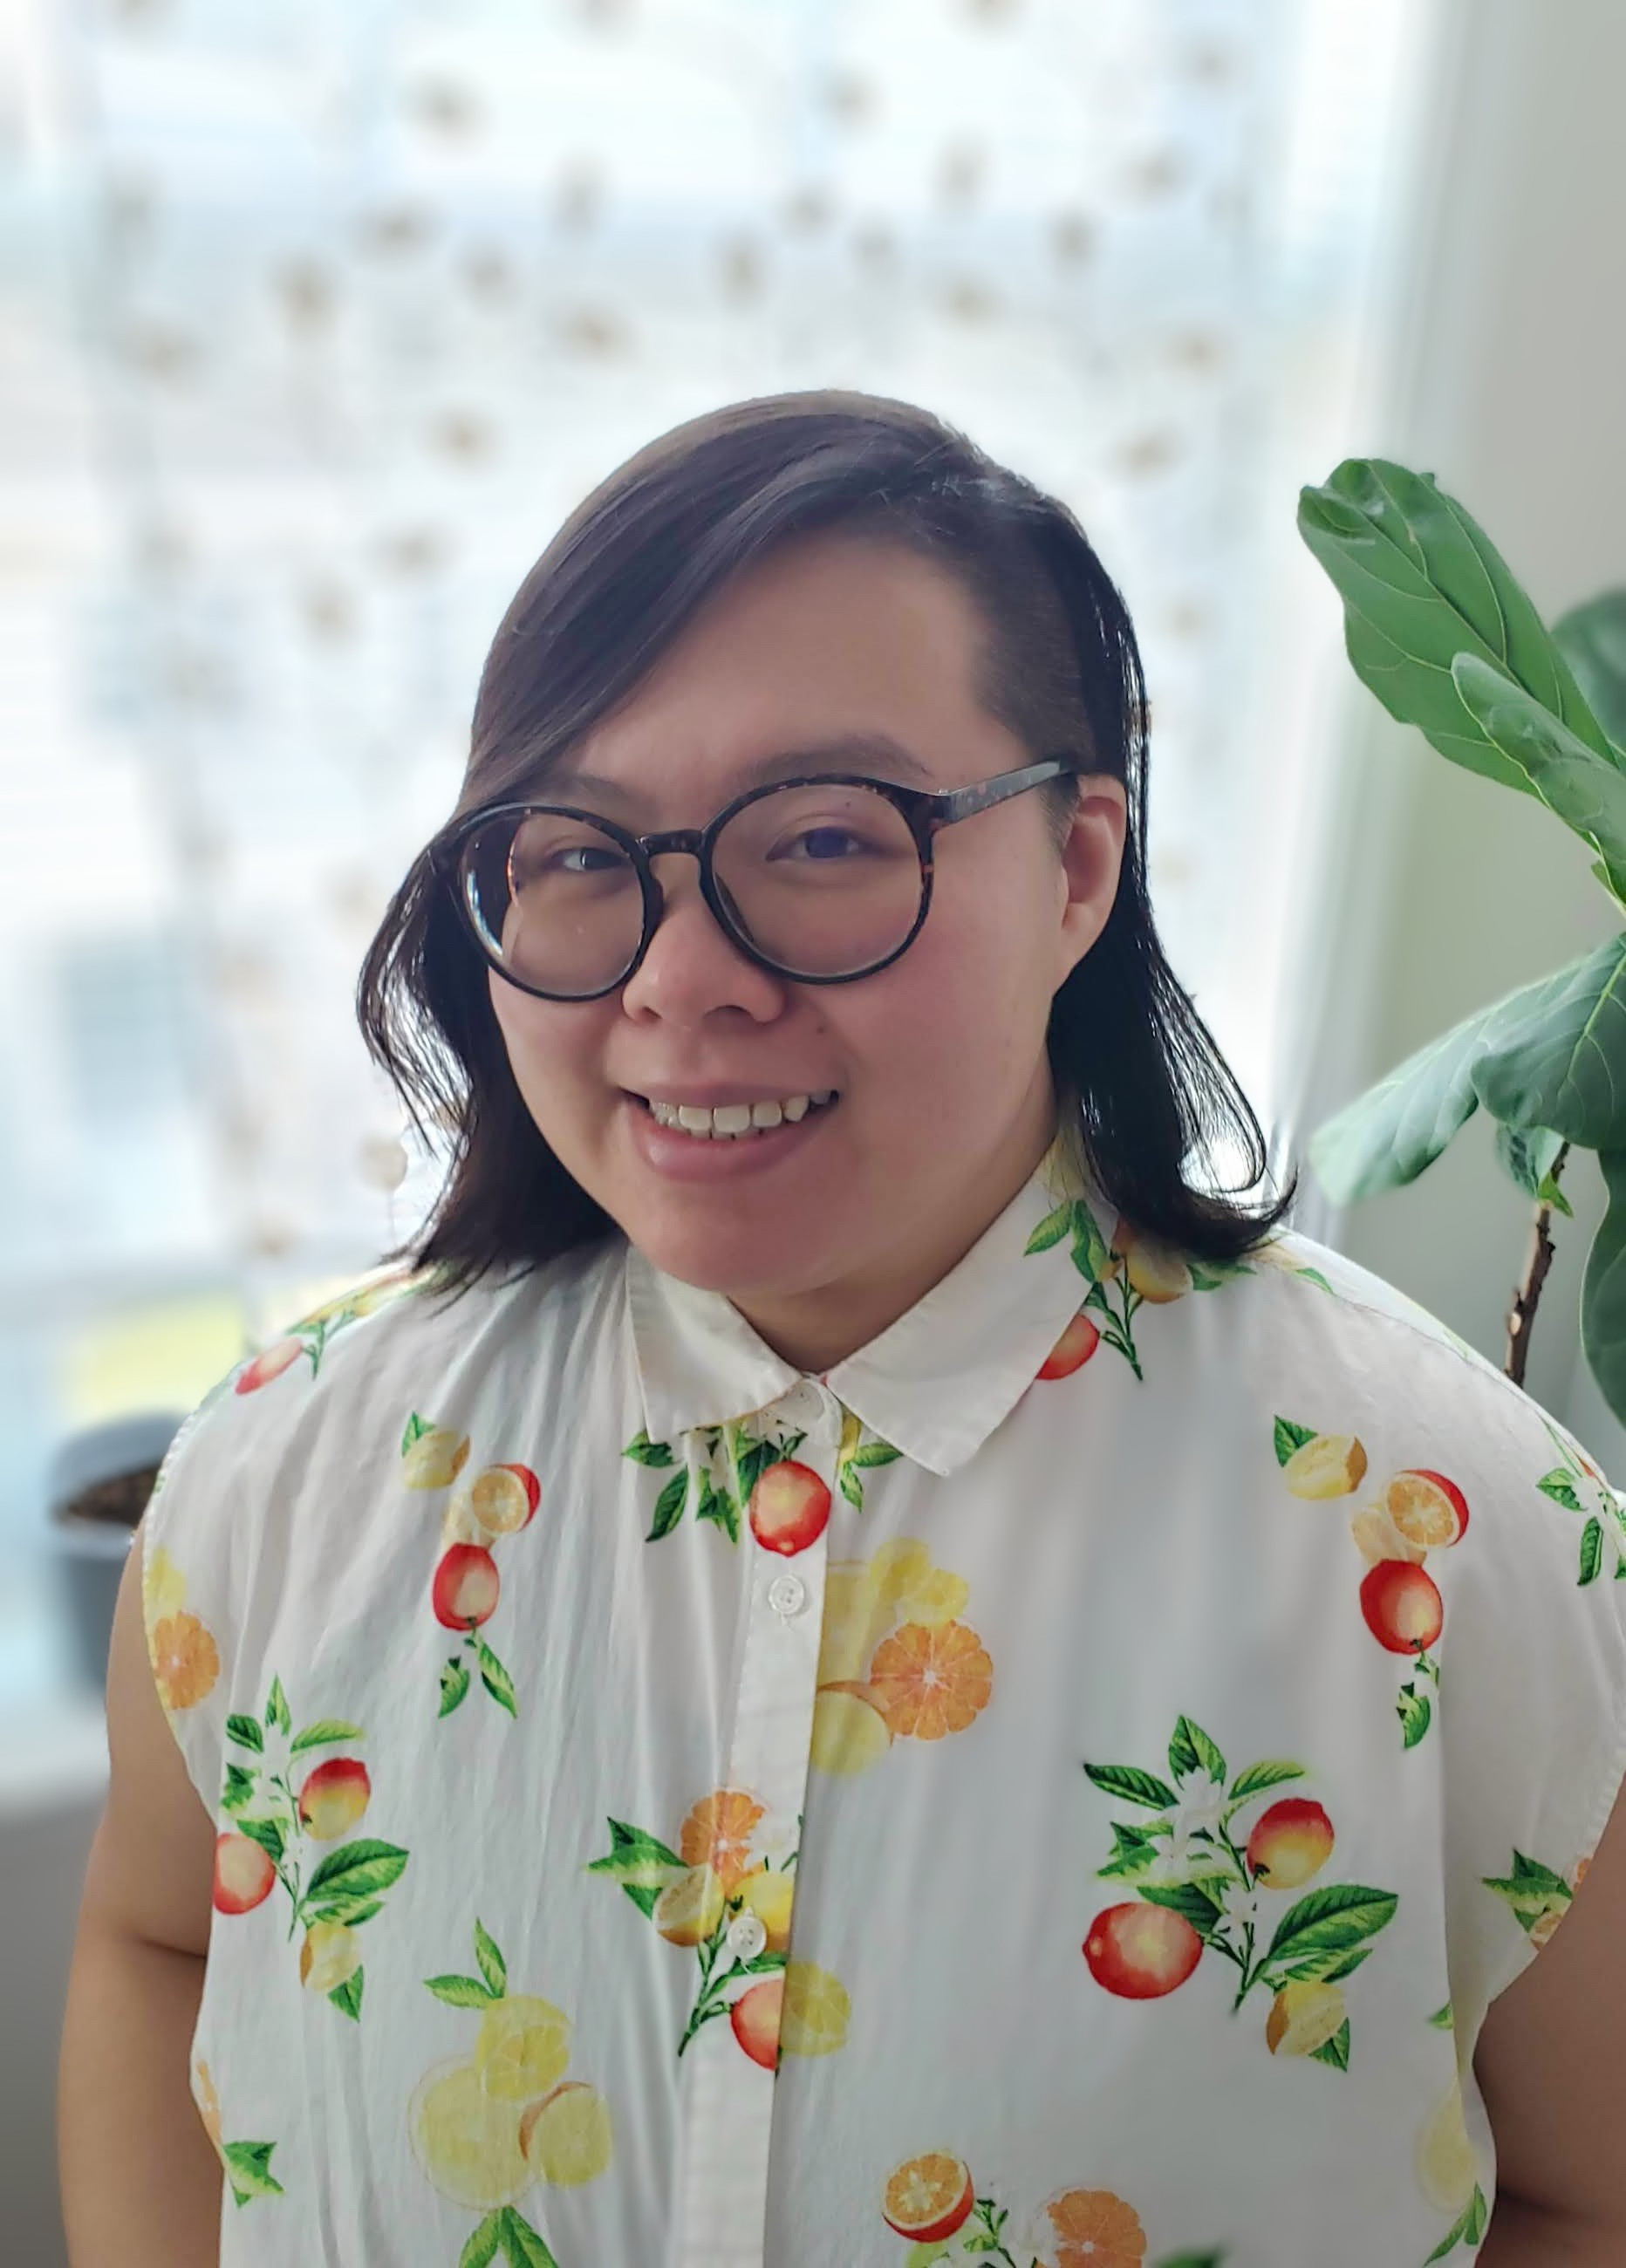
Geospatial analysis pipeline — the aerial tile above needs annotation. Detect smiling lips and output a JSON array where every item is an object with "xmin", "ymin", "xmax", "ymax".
[{"xmin": 637, "ymin": 1091, "xmax": 837, "ymax": 1140}]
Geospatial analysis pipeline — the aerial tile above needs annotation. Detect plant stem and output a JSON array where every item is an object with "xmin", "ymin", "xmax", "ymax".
[{"xmin": 1505, "ymin": 1142, "xmax": 1569, "ymax": 1384}]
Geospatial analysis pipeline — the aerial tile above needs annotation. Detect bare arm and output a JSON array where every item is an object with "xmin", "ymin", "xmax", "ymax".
[
  {"xmin": 1476, "ymin": 1773, "xmax": 1626, "ymax": 2264},
  {"xmin": 58, "ymin": 1521, "xmax": 224, "ymax": 2268}
]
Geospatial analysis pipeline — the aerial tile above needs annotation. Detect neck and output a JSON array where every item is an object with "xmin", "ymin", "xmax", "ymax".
[{"xmin": 728, "ymin": 1089, "xmax": 1062, "ymax": 1375}]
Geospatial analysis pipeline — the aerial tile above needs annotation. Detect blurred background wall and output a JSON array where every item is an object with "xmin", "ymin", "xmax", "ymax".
[{"xmin": 3, "ymin": 0, "xmax": 1623, "ymax": 2257}]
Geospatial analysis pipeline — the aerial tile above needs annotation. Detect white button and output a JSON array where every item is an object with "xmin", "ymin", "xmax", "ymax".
[
  {"xmin": 726, "ymin": 1911, "xmax": 768, "ymax": 1963},
  {"xmin": 767, "ymin": 1571, "xmax": 808, "ymax": 1619}
]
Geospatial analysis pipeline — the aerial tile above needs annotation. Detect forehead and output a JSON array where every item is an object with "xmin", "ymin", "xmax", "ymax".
[{"xmin": 548, "ymin": 534, "xmax": 1010, "ymax": 813}]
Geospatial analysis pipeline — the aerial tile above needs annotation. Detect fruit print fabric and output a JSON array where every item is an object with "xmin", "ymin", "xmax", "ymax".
[{"xmin": 135, "ymin": 1151, "xmax": 1626, "ymax": 2265}]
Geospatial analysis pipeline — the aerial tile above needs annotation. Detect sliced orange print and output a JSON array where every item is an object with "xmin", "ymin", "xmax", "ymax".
[
  {"xmin": 868, "ymin": 1620, "xmax": 994, "ymax": 1739},
  {"xmin": 679, "ymin": 1789, "xmax": 766, "ymax": 1895}
]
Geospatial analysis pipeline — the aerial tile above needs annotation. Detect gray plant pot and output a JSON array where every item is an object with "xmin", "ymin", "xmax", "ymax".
[{"xmin": 46, "ymin": 1413, "xmax": 183, "ymax": 1691}]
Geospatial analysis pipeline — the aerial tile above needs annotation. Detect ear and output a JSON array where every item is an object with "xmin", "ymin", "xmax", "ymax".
[{"xmin": 1054, "ymin": 774, "xmax": 1129, "ymax": 984}]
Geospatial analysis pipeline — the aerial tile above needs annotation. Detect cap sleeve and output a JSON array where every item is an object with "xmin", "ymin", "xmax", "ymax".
[
  {"xmin": 139, "ymin": 1375, "xmax": 257, "ymax": 1817},
  {"xmin": 1437, "ymin": 1367, "xmax": 1626, "ymax": 2046}
]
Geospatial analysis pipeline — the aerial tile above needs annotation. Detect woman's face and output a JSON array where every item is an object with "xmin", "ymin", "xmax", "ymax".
[{"xmin": 488, "ymin": 532, "xmax": 1127, "ymax": 1354}]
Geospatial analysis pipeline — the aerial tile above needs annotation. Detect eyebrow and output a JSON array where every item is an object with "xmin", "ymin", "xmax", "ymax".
[{"xmin": 537, "ymin": 732, "xmax": 935, "ymax": 810}]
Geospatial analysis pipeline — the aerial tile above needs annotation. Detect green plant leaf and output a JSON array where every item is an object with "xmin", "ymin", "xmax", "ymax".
[
  {"xmin": 837, "ymin": 1463, "xmax": 864, "ymax": 1508},
  {"xmin": 1554, "ymin": 591, "xmax": 1626, "ymax": 755},
  {"xmin": 236, "ymin": 1814, "xmax": 285, "ymax": 1864},
  {"xmin": 1424, "ymin": 2184, "xmax": 1489, "ymax": 2262},
  {"xmin": 1452, "ymin": 652, "xmax": 1626, "ymax": 897},
  {"xmin": 851, "ymin": 1440, "xmax": 902, "ymax": 1469},
  {"xmin": 1168, "ymin": 1717, "xmax": 1226, "ymax": 1785},
  {"xmin": 1226, "ymin": 1759, "xmax": 1307, "ymax": 1803},
  {"xmin": 1297, "ymin": 461, "xmax": 1616, "ymax": 794},
  {"xmin": 474, "ymin": 1919, "xmax": 507, "ymax": 1997},
  {"xmin": 264, "ymin": 1677, "xmax": 291, "ymax": 1736},
  {"xmin": 1579, "ymin": 1516, "xmax": 1606, "ymax": 1585},
  {"xmin": 1582, "ymin": 1147, "xmax": 1626, "ymax": 1427},
  {"xmin": 1308, "ymin": 935, "xmax": 1626, "ymax": 1204},
  {"xmin": 439, "ymin": 1656, "xmax": 470, "ymax": 1717},
  {"xmin": 1397, "ymin": 1684, "xmax": 1432, "ymax": 1747},
  {"xmin": 1265, "ymin": 1882, "xmax": 1398, "ymax": 1968},
  {"xmin": 1272, "ymin": 1417, "xmax": 1317, "ymax": 1466},
  {"xmin": 401, "ymin": 1411, "xmax": 431, "ymax": 1454},
  {"xmin": 226, "ymin": 1713, "xmax": 265, "ymax": 1752},
  {"xmin": 1483, "ymin": 1849, "xmax": 1572, "ymax": 1932},
  {"xmin": 587, "ymin": 1817, "xmax": 685, "ymax": 1883},
  {"xmin": 1069, "ymin": 1200, "xmax": 1113, "ymax": 1281},
  {"xmin": 290, "ymin": 1720, "xmax": 365, "ymax": 1753},
  {"xmin": 1310, "ymin": 2017, "xmax": 1351, "ymax": 2070},
  {"xmin": 1493, "ymin": 1121, "xmax": 1568, "ymax": 1203},
  {"xmin": 312, "ymin": 1893, "xmax": 383, "ymax": 1926},
  {"xmin": 460, "ymin": 2213, "xmax": 505, "ymax": 2268},
  {"xmin": 498, "ymin": 2206, "xmax": 561, "ymax": 2267},
  {"xmin": 1025, "ymin": 1203, "xmax": 1074, "ymax": 1254},
  {"xmin": 621, "ymin": 1428, "xmax": 676, "ymax": 1468},
  {"xmin": 304, "ymin": 1839, "xmax": 409, "ymax": 1904},
  {"xmin": 1428, "ymin": 1999, "xmax": 1454, "ymax": 2029},
  {"xmin": 1536, "ymin": 1466, "xmax": 1585, "ymax": 1512},
  {"xmin": 329, "ymin": 1965, "xmax": 363, "ymax": 2020},
  {"xmin": 1138, "ymin": 1880, "xmax": 1223, "ymax": 1933},
  {"xmin": 425, "ymin": 1972, "xmax": 499, "ymax": 2008},
  {"xmin": 646, "ymin": 1466, "xmax": 689, "ymax": 1541},
  {"xmin": 1098, "ymin": 1819, "xmax": 1169, "ymax": 1880},
  {"xmin": 1277, "ymin": 1943, "xmax": 1372, "ymax": 1986},
  {"xmin": 1083, "ymin": 1762, "xmax": 1179, "ymax": 1811},
  {"xmin": 222, "ymin": 2139, "xmax": 284, "ymax": 2205},
  {"xmin": 477, "ymin": 1641, "xmax": 517, "ymax": 1718},
  {"xmin": 221, "ymin": 1762, "xmax": 256, "ymax": 1813}
]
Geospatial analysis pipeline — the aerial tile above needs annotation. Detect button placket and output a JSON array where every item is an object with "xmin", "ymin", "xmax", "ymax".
[{"xmin": 673, "ymin": 1383, "xmax": 843, "ymax": 2268}]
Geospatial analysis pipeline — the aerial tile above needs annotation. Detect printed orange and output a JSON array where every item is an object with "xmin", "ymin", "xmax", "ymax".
[
  {"xmin": 149, "ymin": 1610, "xmax": 220, "ymax": 1711},
  {"xmin": 679, "ymin": 1789, "xmax": 765, "ymax": 1894},
  {"xmin": 868, "ymin": 1620, "xmax": 993, "ymax": 1739},
  {"xmin": 1042, "ymin": 2185, "xmax": 1147, "ymax": 2267}
]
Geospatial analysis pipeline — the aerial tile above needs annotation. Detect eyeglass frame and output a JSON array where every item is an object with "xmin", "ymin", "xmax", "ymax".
[{"xmin": 431, "ymin": 754, "xmax": 1079, "ymax": 1002}]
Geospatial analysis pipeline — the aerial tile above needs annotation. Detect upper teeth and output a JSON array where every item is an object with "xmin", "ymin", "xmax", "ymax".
[{"xmin": 647, "ymin": 1092, "xmax": 834, "ymax": 1137}]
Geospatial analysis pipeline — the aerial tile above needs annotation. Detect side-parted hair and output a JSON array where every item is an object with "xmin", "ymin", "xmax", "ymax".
[{"xmin": 358, "ymin": 389, "xmax": 1296, "ymax": 1287}]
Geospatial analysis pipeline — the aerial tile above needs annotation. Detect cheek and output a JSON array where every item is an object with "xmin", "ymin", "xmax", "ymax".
[
  {"xmin": 488, "ymin": 979, "xmax": 609, "ymax": 1132},
  {"xmin": 837, "ymin": 883, "xmax": 1055, "ymax": 1100}
]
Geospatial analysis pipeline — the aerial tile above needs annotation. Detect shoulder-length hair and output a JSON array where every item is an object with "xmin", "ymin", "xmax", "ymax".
[{"xmin": 359, "ymin": 389, "xmax": 1295, "ymax": 1288}]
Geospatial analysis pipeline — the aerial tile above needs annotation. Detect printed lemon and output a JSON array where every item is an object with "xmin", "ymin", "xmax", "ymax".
[
  {"xmin": 817, "ymin": 1561, "xmax": 889, "ymax": 1683},
  {"xmin": 473, "ymin": 1994, "xmax": 571, "ymax": 2101},
  {"xmin": 469, "ymin": 1463, "xmax": 540, "ymax": 1536},
  {"xmin": 298, "ymin": 1919, "xmax": 361, "ymax": 1995},
  {"xmin": 810, "ymin": 1683, "xmax": 893, "ymax": 1776},
  {"xmin": 409, "ymin": 2057, "xmax": 530, "ymax": 2209},
  {"xmin": 1382, "ymin": 1468, "xmax": 1470, "ymax": 1548},
  {"xmin": 779, "ymin": 1961, "xmax": 850, "ymax": 2056},
  {"xmin": 1349, "ymin": 1506, "xmax": 1426, "ymax": 1568},
  {"xmin": 653, "ymin": 1863, "xmax": 727, "ymax": 1948},
  {"xmin": 1416, "ymin": 2079, "xmax": 1478, "ymax": 2216},
  {"xmin": 520, "ymin": 2080, "xmax": 613, "ymax": 2187},
  {"xmin": 870, "ymin": 1537, "xmax": 933, "ymax": 1603},
  {"xmin": 402, "ymin": 1426, "xmax": 470, "ymax": 1490},
  {"xmin": 891, "ymin": 1565, "xmax": 970, "ymax": 1627},
  {"xmin": 736, "ymin": 1866, "xmax": 796, "ymax": 1954},
  {"xmin": 882, "ymin": 2152, "xmax": 975, "ymax": 2242},
  {"xmin": 1281, "ymin": 1431, "xmax": 1368, "ymax": 1499},
  {"xmin": 1265, "ymin": 1978, "xmax": 1346, "ymax": 2057}
]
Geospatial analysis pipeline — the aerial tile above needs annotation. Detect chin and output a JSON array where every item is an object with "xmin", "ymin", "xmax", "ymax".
[{"xmin": 625, "ymin": 1209, "xmax": 823, "ymax": 1300}]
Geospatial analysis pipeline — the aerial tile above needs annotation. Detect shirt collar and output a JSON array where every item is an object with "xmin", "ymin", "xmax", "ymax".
[{"xmin": 625, "ymin": 1134, "xmax": 1120, "ymax": 1477}]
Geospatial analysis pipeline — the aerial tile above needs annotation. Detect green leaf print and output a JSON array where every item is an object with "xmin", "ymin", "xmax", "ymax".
[
  {"xmin": 475, "ymin": 1919, "xmax": 508, "ymax": 1996},
  {"xmin": 1024, "ymin": 1203, "xmax": 1074, "ymax": 1254},
  {"xmin": 851, "ymin": 1440, "xmax": 903, "ymax": 1470},
  {"xmin": 476, "ymin": 1640, "xmax": 517, "ymax": 1718},
  {"xmin": 1310, "ymin": 2018, "xmax": 1351, "ymax": 2070},
  {"xmin": 1294, "ymin": 1267, "xmax": 1336, "ymax": 1293},
  {"xmin": 329, "ymin": 1966, "xmax": 364, "ymax": 2020},
  {"xmin": 402, "ymin": 1411, "xmax": 433, "ymax": 1454},
  {"xmin": 1069, "ymin": 1199, "xmax": 1112, "ymax": 1281},
  {"xmin": 1579, "ymin": 1516, "xmax": 1606, "ymax": 1584},
  {"xmin": 587, "ymin": 1819, "xmax": 685, "ymax": 1916},
  {"xmin": 1264, "ymin": 1884, "xmax": 1399, "ymax": 1971},
  {"xmin": 222, "ymin": 2139, "xmax": 284, "ymax": 2206},
  {"xmin": 622, "ymin": 1428, "xmax": 676, "ymax": 1468},
  {"xmin": 1098, "ymin": 1819, "xmax": 1170, "ymax": 1880},
  {"xmin": 227, "ymin": 1713, "xmax": 265, "ymax": 1752},
  {"xmin": 221, "ymin": 1762, "xmax": 256, "ymax": 1813},
  {"xmin": 1272, "ymin": 1416, "xmax": 1319, "ymax": 1465},
  {"xmin": 425, "ymin": 1971, "xmax": 501, "ymax": 2008},
  {"xmin": 1397, "ymin": 1684, "xmax": 1433, "ymax": 1747},
  {"xmin": 304, "ymin": 1839, "xmax": 410, "ymax": 1909},
  {"xmin": 237, "ymin": 1814, "xmax": 287, "ymax": 1865},
  {"xmin": 1536, "ymin": 1465, "xmax": 1586, "ymax": 1513},
  {"xmin": 265, "ymin": 1677, "xmax": 291, "ymax": 1736},
  {"xmin": 694, "ymin": 1472, "xmax": 739, "ymax": 1541},
  {"xmin": 1428, "ymin": 2000, "xmax": 1455, "ymax": 2029},
  {"xmin": 1424, "ymin": 2184, "xmax": 1489, "ymax": 2262},
  {"xmin": 440, "ymin": 1656, "xmax": 471, "ymax": 1717},
  {"xmin": 1083, "ymin": 1761, "xmax": 1180, "ymax": 1810},
  {"xmin": 290, "ymin": 1719, "xmax": 365, "ymax": 1752},
  {"xmin": 461, "ymin": 2214, "xmax": 504, "ymax": 2268},
  {"xmin": 1169, "ymin": 1717, "xmax": 1226, "ymax": 1784},
  {"xmin": 1138, "ymin": 1881, "xmax": 1225, "ymax": 1933},
  {"xmin": 1483, "ymin": 1849, "xmax": 1573, "ymax": 1935},
  {"xmin": 498, "ymin": 2208, "xmax": 560, "ymax": 2268},
  {"xmin": 646, "ymin": 1467, "xmax": 689, "ymax": 1541},
  {"xmin": 1226, "ymin": 1759, "xmax": 1306, "ymax": 1803}
]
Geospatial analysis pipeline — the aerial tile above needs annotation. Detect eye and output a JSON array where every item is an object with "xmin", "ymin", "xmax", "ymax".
[
  {"xmin": 775, "ymin": 825, "xmax": 869, "ymax": 862},
  {"xmin": 555, "ymin": 844, "xmax": 625, "ymax": 875}
]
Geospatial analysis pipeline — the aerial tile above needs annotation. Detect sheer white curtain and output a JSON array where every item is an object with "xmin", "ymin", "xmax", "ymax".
[{"xmin": 0, "ymin": 0, "xmax": 1421, "ymax": 1635}]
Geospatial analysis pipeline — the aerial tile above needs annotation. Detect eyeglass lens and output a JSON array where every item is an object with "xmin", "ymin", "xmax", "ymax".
[{"xmin": 458, "ymin": 782, "xmax": 926, "ymax": 996}]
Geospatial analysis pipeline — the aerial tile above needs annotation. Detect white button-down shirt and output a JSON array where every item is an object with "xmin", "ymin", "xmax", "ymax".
[{"xmin": 143, "ymin": 1148, "xmax": 1626, "ymax": 2266}]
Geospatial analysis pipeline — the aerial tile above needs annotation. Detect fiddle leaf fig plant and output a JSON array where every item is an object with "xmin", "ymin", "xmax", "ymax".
[{"xmin": 1297, "ymin": 460, "xmax": 1626, "ymax": 1422}]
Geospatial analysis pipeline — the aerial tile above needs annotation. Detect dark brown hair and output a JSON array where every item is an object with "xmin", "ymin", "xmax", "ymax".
[{"xmin": 359, "ymin": 389, "xmax": 1296, "ymax": 1287}]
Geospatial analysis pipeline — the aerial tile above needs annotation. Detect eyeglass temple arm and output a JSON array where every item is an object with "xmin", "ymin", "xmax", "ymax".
[{"xmin": 930, "ymin": 757, "xmax": 1071, "ymax": 828}]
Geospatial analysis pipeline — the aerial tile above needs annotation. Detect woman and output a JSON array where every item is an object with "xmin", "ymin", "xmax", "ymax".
[{"xmin": 60, "ymin": 393, "xmax": 1626, "ymax": 2266}]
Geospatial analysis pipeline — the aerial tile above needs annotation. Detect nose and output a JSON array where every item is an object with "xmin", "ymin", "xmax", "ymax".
[{"xmin": 618, "ymin": 848, "xmax": 785, "ymax": 1026}]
